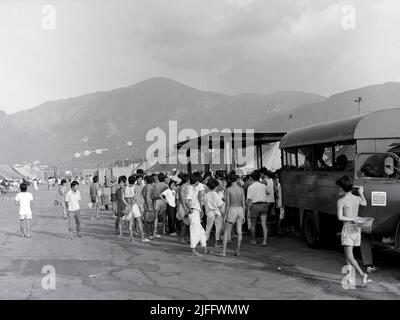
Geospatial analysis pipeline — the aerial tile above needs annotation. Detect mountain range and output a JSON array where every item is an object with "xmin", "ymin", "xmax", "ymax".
[{"xmin": 1, "ymin": 77, "xmax": 400, "ymax": 167}]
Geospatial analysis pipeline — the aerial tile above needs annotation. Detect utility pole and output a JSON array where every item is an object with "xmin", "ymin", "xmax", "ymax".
[
  {"xmin": 288, "ymin": 114, "xmax": 293, "ymax": 131},
  {"xmin": 355, "ymin": 97, "xmax": 362, "ymax": 115}
]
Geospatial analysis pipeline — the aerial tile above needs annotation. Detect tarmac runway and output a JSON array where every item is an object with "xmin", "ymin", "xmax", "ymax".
[{"xmin": 1, "ymin": 185, "xmax": 400, "ymax": 300}]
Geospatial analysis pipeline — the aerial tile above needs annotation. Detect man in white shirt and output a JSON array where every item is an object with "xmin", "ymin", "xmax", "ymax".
[
  {"xmin": 65, "ymin": 181, "xmax": 82, "ymax": 239},
  {"xmin": 186, "ymin": 172, "xmax": 207, "ymax": 256},
  {"xmin": 161, "ymin": 180, "xmax": 178, "ymax": 236},
  {"xmin": 247, "ymin": 170, "xmax": 270, "ymax": 246}
]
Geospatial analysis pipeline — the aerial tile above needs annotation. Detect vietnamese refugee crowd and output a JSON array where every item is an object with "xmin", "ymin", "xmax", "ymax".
[
  {"xmin": 16, "ymin": 168, "xmax": 284, "ymax": 258},
  {"xmin": 13, "ymin": 167, "xmax": 374, "ymax": 287}
]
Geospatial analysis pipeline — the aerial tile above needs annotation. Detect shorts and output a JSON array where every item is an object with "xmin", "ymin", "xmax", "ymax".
[
  {"xmin": 226, "ymin": 207, "xmax": 245, "ymax": 224},
  {"xmin": 19, "ymin": 213, "xmax": 32, "ymax": 220},
  {"xmin": 154, "ymin": 199, "xmax": 167, "ymax": 212},
  {"xmin": 90, "ymin": 195, "xmax": 98, "ymax": 203},
  {"xmin": 250, "ymin": 203, "xmax": 269, "ymax": 223},
  {"xmin": 110, "ymin": 193, "xmax": 117, "ymax": 202},
  {"xmin": 131, "ymin": 203, "xmax": 142, "ymax": 218},
  {"xmin": 122, "ymin": 211, "xmax": 133, "ymax": 221},
  {"xmin": 341, "ymin": 223, "xmax": 361, "ymax": 247}
]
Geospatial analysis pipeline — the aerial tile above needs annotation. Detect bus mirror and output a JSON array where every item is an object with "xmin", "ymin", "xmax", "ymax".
[{"xmin": 384, "ymin": 156, "xmax": 395, "ymax": 176}]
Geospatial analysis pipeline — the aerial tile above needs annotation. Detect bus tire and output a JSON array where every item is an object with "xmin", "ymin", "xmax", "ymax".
[{"xmin": 303, "ymin": 211, "xmax": 320, "ymax": 248}]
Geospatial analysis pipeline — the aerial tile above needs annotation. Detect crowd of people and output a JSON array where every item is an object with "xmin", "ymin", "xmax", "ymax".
[
  {"xmin": 80, "ymin": 167, "xmax": 286, "ymax": 256},
  {"xmin": 12, "ymin": 166, "xmax": 375, "ymax": 287},
  {"xmin": 15, "ymin": 167, "xmax": 286, "ymax": 257}
]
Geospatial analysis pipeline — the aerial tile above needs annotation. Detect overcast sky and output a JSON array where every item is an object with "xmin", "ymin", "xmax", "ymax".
[{"xmin": 1, "ymin": 0, "xmax": 400, "ymax": 114}]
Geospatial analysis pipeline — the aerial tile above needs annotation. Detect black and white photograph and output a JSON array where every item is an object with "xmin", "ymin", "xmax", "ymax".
[{"xmin": 1, "ymin": 0, "xmax": 400, "ymax": 306}]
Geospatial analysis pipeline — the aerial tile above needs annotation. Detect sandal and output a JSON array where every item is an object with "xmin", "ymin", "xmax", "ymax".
[{"xmin": 250, "ymin": 240, "xmax": 257, "ymax": 245}]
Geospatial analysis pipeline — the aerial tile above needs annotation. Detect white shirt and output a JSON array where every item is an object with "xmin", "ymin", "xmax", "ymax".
[
  {"xmin": 205, "ymin": 191, "xmax": 224, "ymax": 216},
  {"xmin": 197, "ymin": 183, "xmax": 206, "ymax": 192},
  {"xmin": 247, "ymin": 181, "xmax": 268, "ymax": 203},
  {"xmin": 125, "ymin": 186, "xmax": 135, "ymax": 198},
  {"xmin": 15, "ymin": 192, "xmax": 33, "ymax": 216},
  {"xmin": 161, "ymin": 188, "xmax": 176, "ymax": 207},
  {"xmin": 263, "ymin": 178, "xmax": 275, "ymax": 203},
  {"xmin": 66, "ymin": 190, "xmax": 81, "ymax": 211},
  {"xmin": 186, "ymin": 184, "xmax": 202, "ymax": 211}
]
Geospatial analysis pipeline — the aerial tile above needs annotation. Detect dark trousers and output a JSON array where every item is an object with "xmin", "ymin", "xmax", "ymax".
[
  {"xmin": 145, "ymin": 221, "xmax": 154, "ymax": 236},
  {"xmin": 166, "ymin": 204, "xmax": 176, "ymax": 234},
  {"xmin": 178, "ymin": 221, "xmax": 188, "ymax": 240},
  {"xmin": 68, "ymin": 210, "xmax": 81, "ymax": 233},
  {"xmin": 115, "ymin": 216, "xmax": 121, "ymax": 231}
]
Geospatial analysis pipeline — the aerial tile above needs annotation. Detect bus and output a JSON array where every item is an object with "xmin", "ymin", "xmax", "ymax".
[{"xmin": 279, "ymin": 108, "xmax": 400, "ymax": 248}]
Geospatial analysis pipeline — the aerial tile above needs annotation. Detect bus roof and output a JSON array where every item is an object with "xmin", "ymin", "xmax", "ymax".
[{"xmin": 279, "ymin": 108, "xmax": 400, "ymax": 149}]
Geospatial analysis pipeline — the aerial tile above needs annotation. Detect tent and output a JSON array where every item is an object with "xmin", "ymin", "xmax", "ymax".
[
  {"xmin": 0, "ymin": 165, "xmax": 24, "ymax": 180},
  {"xmin": 13, "ymin": 166, "xmax": 37, "ymax": 179},
  {"xmin": 236, "ymin": 142, "xmax": 282, "ymax": 174}
]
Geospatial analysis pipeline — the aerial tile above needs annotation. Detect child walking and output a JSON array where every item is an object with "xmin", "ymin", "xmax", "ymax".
[
  {"xmin": 58, "ymin": 179, "xmax": 68, "ymax": 219},
  {"xmin": 204, "ymin": 179, "xmax": 224, "ymax": 248},
  {"xmin": 222, "ymin": 174, "xmax": 246, "ymax": 257},
  {"xmin": 65, "ymin": 181, "xmax": 82, "ymax": 239},
  {"xmin": 124, "ymin": 175, "xmax": 137, "ymax": 238},
  {"xmin": 336, "ymin": 175, "xmax": 369, "ymax": 287},
  {"xmin": 89, "ymin": 176, "xmax": 100, "ymax": 220},
  {"xmin": 15, "ymin": 182, "xmax": 33, "ymax": 238}
]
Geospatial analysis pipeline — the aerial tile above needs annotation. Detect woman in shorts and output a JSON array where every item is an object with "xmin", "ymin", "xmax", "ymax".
[
  {"xmin": 58, "ymin": 179, "xmax": 68, "ymax": 219},
  {"xmin": 336, "ymin": 175, "xmax": 369, "ymax": 287}
]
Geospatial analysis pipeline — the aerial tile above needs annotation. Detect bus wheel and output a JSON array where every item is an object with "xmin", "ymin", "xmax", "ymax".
[{"xmin": 303, "ymin": 211, "xmax": 320, "ymax": 248}]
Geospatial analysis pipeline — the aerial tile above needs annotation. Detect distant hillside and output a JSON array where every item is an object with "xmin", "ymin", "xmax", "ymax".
[
  {"xmin": 0, "ymin": 77, "xmax": 325, "ymax": 165},
  {"xmin": 256, "ymin": 82, "xmax": 400, "ymax": 131}
]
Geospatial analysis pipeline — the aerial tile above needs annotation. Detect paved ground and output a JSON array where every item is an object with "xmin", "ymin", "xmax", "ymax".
[{"xmin": 1, "ymin": 185, "xmax": 400, "ymax": 300}]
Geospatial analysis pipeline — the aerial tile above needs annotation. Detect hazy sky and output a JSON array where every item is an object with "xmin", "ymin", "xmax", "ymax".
[{"xmin": 1, "ymin": 0, "xmax": 400, "ymax": 114}]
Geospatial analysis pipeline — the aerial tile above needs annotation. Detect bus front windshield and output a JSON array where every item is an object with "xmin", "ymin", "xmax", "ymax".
[{"xmin": 357, "ymin": 140, "xmax": 400, "ymax": 179}]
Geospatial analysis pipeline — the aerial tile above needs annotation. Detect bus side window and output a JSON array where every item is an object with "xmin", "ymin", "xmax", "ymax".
[
  {"xmin": 298, "ymin": 147, "xmax": 313, "ymax": 171},
  {"xmin": 284, "ymin": 149, "xmax": 297, "ymax": 170},
  {"xmin": 335, "ymin": 143, "xmax": 356, "ymax": 171},
  {"xmin": 315, "ymin": 145, "xmax": 333, "ymax": 170}
]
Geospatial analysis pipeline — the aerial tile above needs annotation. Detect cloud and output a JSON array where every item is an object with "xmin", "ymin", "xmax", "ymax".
[{"xmin": 0, "ymin": 0, "xmax": 399, "ymax": 112}]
